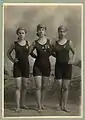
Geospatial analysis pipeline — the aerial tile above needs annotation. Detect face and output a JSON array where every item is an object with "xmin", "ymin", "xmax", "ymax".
[
  {"xmin": 58, "ymin": 29, "xmax": 67, "ymax": 39},
  {"xmin": 17, "ymin": 30, "xmax": 26, "ymax": 40},
  {"xmin": 37, "ymin": 28, "xmax": 46, "ymax": 37}
]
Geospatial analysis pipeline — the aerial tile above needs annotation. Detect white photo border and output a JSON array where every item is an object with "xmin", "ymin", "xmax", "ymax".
[{"xmin": 2, "ymin": 3, "xmax": 83, "ymax": 119}]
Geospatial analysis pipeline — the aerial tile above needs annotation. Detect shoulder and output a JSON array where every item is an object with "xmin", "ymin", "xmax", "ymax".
[
  {"xmin": 47, "ymin": 37, "xmax": 52, "ymax": 44},
  {"xmin": 7, "ymin": 43, "xmax": 15, "ymax": 52},
  {"xmin": 11, "ymin": 42, "xmax": 16, "ymax": 48},
  {"xmin": 68, "ymin": 40, "xmax": 73, "ymax": 46},
  {"xmin": 31, "ymin": 40, "xmax": 38, "ymax": 46},
  {"xmin": 51, "ymin": 38, "xmax": 57, "ymax": 47},
  {"xmin": 26, "ymin": 40, "xmax": 31, "ymax": 46},
  {"xmin": 14, "ymin": 40, "xmax": 18, "ymax": 45}
]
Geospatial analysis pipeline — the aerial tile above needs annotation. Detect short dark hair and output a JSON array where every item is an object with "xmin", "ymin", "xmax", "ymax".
[
  {"xmin": 58, "ymin": 25, "xmax": 68, "ymax": 32},
  {"xmin": 16, "ymin": 27, "xmax": 27, "ymax": 35},
  {"xmin": 37, "ymin": 24, "xmax": 47, "ymax": 32}
]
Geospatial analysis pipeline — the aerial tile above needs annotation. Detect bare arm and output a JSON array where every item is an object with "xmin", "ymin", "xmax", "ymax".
[
  {"xmin": 7, "ymin": 44, "xmax": 17, "ymax": 63},
  {"xmin": 28, "ymin": 41, "xmax": 31, "ymax": 47},
  {"xmin": 29, "ymin": 41, "xmax": 37, "ymax": 58},
  {"xmin": 50, "ymin": 40, "xmax": 56, "ymax": 57},
  {"xmin": 69, "ymin": 40, "xmax": 75, "ymax": 54},
  {"xmin": 69, "ymin": 40, "xmax": 76, "ymax": 64}
]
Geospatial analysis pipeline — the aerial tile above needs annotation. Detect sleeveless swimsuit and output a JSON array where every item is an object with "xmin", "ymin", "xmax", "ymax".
[
  {"xmin": 54, "ymin": 40, "xmax": 72, "ymax": 79},
  {"xmin": 13, "ymin": 40, "xmax": 29, "ymax": 78},
  {"xmin": 33, "ymin": 39, "xmax": 51, "ymax": 77}
]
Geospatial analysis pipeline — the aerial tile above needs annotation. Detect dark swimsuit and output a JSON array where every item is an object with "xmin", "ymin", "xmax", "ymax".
[
  {"xmin": 54, "ymin": 40, "xmax": 72, "ymax": 79},
  {"xmin": 32, "ymin": 39, "xmax": 51, "ymax": 77},
  {"xmin": 13, "ymin": 41, "xmax": 29, "ymax": 78}
]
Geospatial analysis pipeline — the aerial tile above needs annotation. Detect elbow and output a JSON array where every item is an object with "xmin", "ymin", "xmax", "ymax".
[
  {"xmin": 7, "ymin": 50, "xmax": 11, "ymax": 59},
  {"xmin": 7, "ymin": 51, "xmax": 9, "ymax": 58},
  {"xmin": 73, "ymin": 50, "xmax": 76, "ymax": 56}
]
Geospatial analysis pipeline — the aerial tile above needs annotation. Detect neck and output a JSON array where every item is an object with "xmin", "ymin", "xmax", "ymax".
[
  {"xmin": 39, "ymin": 36, "xmax": 46, "ymax": 39},
  {"xmin": 59, "ymin": 37, "xmax": 66, "ymax": 41},
  {"xmin": 18, "ymin": 38, "xmax": 24, "ymax": 41}
]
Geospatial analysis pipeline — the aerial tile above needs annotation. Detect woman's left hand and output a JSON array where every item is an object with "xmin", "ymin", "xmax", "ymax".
[{"xmin": 68, "ymin": 59, "xmax": 75, "ymax": 64}]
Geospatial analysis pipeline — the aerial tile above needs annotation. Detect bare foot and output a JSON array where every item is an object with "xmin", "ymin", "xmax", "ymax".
[
  {"xmin": 56, "ymin": 107, "xmax": 62, "ymax": 111},
  {"xmin": 62, "ymin": 107, "xmax": 70, "ymax": 112},
  {"xmin": 37, "ymin": 107, "xmax": 43, "ymax": 113},
  {"xmin": 21, "ymin": 105, "xmax": 28, "ymax": 109},
  {"xmin": 41, "ymin": 105, "xmax": 47, "ymax": 110},
  {"xmin": 15, "ymin": 108, "xmax": 20, "ymax": 112}
]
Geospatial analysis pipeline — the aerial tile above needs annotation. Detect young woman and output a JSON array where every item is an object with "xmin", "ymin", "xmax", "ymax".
[
  {"xmin": 52, "ymin": 25, "xmax": 76, "ymax": 112},
  {"xmin": 7, "ymin": 27, "xmax": 30, "ymax": 112},
  {"xmin": 29, "ymin": 24, "xmax": 52, "ymax": 112}
]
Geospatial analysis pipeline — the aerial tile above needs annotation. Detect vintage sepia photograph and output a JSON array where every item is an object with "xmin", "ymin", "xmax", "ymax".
[{"xmin": 3, "ymin": 3, "xmax": 83, "ymax": 118}]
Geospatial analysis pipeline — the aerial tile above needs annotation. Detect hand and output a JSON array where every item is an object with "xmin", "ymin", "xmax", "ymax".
[
  {"xmin": 68, "ymin": 59, "xmax": 75, "ymax": 64},
  {"xmin": 68, "ymin": 60, "xmax": 72, "ymax": 64},
  {"xmin": 14, "ymin": 58, "xmax": 19, "ymax": 63}
]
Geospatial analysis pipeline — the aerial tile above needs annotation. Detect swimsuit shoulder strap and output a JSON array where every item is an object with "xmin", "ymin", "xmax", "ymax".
[
  {"xmin": 47, "ymin": 38, "xmax": 51, "ymax": 46},
  {"xmin": 14, "ymin": 40, "xmax": 17, "ymax": 44},
  {"xmin": 67, "ymin": 39, "xmax": 70, "ymax": 43},
  {"xmin": 14, "ymin": 40, "xmax": 18, "ymax": 47},
  {"xmin": 26, "ymin": 40, "xmax": 30, "ymax": 47},
  {"xmin": 66, "ymin": 40, "xmax": 70, "ymax": 47}
]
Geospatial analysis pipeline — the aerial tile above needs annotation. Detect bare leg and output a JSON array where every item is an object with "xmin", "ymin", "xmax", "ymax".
[
  {"xmin": 62, "ymin": 80, "xmax": 70, "ymax": 112},
  {"xmin": 34, "ymin": 76, "xmax": 42, "ymax": 110},
  {"xmin": 41, "ymin": 76, "xmax": 49, "ymax": 109},
  {"xmin": 20, "ymin": 77, "xmax": 28, "ymax": 109},
  {"xmin": 56, "ymin": 79, "xmax": 62, "ymax": 109},
  {"xmin": 15, "ymin": 77, "xmax": 22, "ymax": 111}
]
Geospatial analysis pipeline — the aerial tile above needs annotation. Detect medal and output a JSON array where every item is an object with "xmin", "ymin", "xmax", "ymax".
[
  {"xmin": 48, "ymin": 46, "xmax": 50, "ymax": 49},
  {"xmin": 26, "ymin": 46, "xmax": 28, "ymax": 49},
  {"xmin": 44, "ymin": 49, "xmax": 46, "ymax": 52},
  {"xmin": 42, "ymin": 46, "xmax": 44, "ymax": 50},
  {"xmin": 64, "ymin": 45, "xmax": 66, "ymax": 48}
]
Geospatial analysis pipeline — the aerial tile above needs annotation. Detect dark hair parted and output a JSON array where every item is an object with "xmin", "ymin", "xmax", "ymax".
[
  {"xmin": 58, "ymin": 25, "xmax": 68, "ymax": 32},
  {"xmin": 36, "ymin": 24, "xmax": 47, "ymax": 37},
  {"xmin": 16, "ymin": 27, "xmax": 27, "ymax": 35},
  {"xmin": 37, "ymin": 24, "xmax": 47, "ymax": 32}
]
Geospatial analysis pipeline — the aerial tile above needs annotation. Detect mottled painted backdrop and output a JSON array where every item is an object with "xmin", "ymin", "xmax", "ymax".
[{"xmin": 4, "ymin": 5, "xmax": 81, "ymax": 73}]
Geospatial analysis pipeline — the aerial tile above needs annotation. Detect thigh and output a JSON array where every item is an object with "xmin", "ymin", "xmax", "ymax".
[
  {"xmin": 56, "ymin": 79, "xmax": 62, "ymax": 90},
  {"xmin": 56, "ymin": 79, "xmax": 62, "ymax": 86},
  {"xmin": 15, "ymin": 77, "xmax": 22, "ymax": 89},
  {"xmin": 62, "ymin": 80, "xmax": 70, "ymax": 90},
  {"xmin": 22, "ymin": 77, "xmax": 29, "ymax": 89},
  {"xmin": 42, "ymin": 76, "xmax": 49, "ymax": 88},
  {"xmin": 34, "ymin": 76, "xmax": 42, "ymax": 89}
]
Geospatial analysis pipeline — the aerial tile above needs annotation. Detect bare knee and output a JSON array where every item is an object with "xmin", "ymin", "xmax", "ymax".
[
  {"xmin": 35, "ymin": 82, "xmax": 41, "ymax": 91},
  {"xmin": 23, "ymin": 83, "xmax": 28, "ymax": 89},
  {"xmin": 42, "ymin": 77, "xmax": 49, "ymax": 90},
  {"xmin": 22, "ymin": 78, "xmax": 29, "ymax": 89},
  {"xmin": 56, "ymin": 79, "xmax": 62, "ymax": 89},
  {"xmin": 34, "ymin": 76, "xmax": 42, "ymax": 91},
  {"xmin": 16, "ymin": 86, "xmax": 21, "ymax": 90},
  {"xmin": 62, "ymin": 80, "xmax": 70, "ymax": 92},
  {"xmin": 15, "ymin": 77, "xmax": 22, "ymax": 90},
  {"xmin": 62, "ymin": 86, "xmax": 68, "ymax": 92},
  {"xmin": 36, "ymin": 85, "xmax": 41, "ymax": 90}
]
